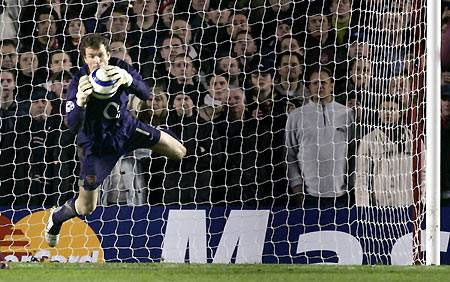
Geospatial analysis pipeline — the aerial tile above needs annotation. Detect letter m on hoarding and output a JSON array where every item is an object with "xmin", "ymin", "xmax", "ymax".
[{"xmin": 162, "ymin": 210, "xmax": 269, "ymax": 263}]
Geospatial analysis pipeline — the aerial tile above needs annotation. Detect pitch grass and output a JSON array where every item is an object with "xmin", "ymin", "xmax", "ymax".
[{"xmin": 2, "ymin": 263, "xmax": 450, "ymax": 282}]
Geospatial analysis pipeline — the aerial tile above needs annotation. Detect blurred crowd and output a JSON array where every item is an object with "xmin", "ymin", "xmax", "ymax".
[{"xmin": 0, "ymin": 0, "xmax": 430, "ymax": 208}]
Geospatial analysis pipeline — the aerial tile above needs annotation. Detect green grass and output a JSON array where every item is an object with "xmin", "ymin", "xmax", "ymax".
[{"xmin": 2, "ymin": 263, "xmax": 450, "ymax": 282}]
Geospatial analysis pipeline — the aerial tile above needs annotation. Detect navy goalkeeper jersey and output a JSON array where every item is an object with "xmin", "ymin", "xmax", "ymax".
[{"xmin": 66, "ymin": 57, "xmax": 150, "ymax": 155}]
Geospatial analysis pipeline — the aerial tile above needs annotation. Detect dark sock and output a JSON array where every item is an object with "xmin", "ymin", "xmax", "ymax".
[{"xmin": 52, "ymin": 198, "xmax": 79, "ymax": 226}]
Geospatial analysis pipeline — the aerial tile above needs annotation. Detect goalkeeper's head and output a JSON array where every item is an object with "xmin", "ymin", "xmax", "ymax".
[{"xmin": 79, "ymin": 34, "xmax": 112, "ymax": 72}]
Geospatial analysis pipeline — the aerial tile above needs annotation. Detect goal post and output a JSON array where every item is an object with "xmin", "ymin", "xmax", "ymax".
[{"xmin": 426, "ymin": 0, "xmax": 441, "ymax": 266}]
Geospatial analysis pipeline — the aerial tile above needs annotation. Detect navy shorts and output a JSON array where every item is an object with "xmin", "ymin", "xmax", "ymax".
[{"xmin": 79, "ymin": 121, "xmax": 161, "ymax": 190}]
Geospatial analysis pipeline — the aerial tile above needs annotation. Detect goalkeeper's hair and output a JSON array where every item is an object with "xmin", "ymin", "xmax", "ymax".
[{"xmin": 79, "ymin": 34, "xmax": 111, "ymax": 58}]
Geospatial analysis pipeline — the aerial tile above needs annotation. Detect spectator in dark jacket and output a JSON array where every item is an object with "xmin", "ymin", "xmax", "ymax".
[
  {"xmin": 274, "ymin": 51, "xmax": 310, "ymax": 109},
  {"xmin": 128, "ymin": 0, "xmax": 158, "ymax": 72},
  {"xmin": 14, "ymin": 87, "xmax": 62, "ymax": 206},
  {"xmin": 303, "ymin": 5, "xmax": 339, "ymax": 72},
  {"xmin": 167, "ymin": 53, "xmax": 203, "ymax": 106},
  {"xmin": 216, "ymin": 86, "xmax": 271, "ymax": 207},
  {"xmin": 164, "ymin": 91, "xmax": 223, "ymax": 205},
  {"xmin": 0, "ymin": 70, "xmax": 27, "ymax": 206},
  {"xmin": 32, "ymin": 7, "xmax": 63, "ymax": 69},
  {"xmin": 135, "ymin": 87, "xmax": 170, "ymax": 205},
  {"xmin": 62, "ymin": 15, "xmax": 86, "ymax": 69},
  {"xmin": 246, "ymin": 60, "xmax": 291, "ymax": 205},
  {"xmin": 16, "ymin": 50, "xmax": 48, "ymax": 112},
  {"xmin": 48, "ymin": 70, "xmax": 73, "ymax": 122}
]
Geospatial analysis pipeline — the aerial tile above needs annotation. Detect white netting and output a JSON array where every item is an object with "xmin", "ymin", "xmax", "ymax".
[{"xmin": 0, "ymin": 0, "xmax": 428, "ymax": 264}]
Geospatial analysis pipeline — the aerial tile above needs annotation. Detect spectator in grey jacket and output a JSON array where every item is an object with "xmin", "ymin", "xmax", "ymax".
[{"xmin": 285, "ymin": 66, "xmax": 355, "ymax": 208}]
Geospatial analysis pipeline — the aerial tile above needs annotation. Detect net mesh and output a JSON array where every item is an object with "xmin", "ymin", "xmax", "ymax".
[{"xmin": 0, "ymin": 0, "xmax": 427, "ymax": 264}]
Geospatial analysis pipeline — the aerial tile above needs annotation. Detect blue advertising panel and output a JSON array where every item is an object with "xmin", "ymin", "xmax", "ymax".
[{"xmin": 0, "ymin": 206, "xmax": 448, "ymax": 265}]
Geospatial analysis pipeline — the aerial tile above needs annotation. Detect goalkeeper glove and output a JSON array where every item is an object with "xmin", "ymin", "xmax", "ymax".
[
  {"xmin": 104, "ymin": 65, "xmax": 133, "ymax": 88},
  {"xmin": 76, "ymin": 75, "xmax": 93, "ymax": 107}
]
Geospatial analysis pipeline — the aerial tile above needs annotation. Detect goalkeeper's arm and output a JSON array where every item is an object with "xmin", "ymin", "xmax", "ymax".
[
  {"xmin": 65, "ymin": 74, "xmax": 90, "ymax": 133},
  {"xmin": 106, "ymin": 58, "xmax": 150, "ymax": 101}
]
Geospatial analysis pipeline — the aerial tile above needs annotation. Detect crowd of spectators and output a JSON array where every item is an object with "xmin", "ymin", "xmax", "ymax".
[{"xmin": 0, "ymin": 0, "xmax": 429, "ymax": 208}]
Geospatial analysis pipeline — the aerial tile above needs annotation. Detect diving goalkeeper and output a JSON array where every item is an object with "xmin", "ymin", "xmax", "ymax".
[{"xmin": 45, "ymin": 34, "xmax": 186, "ymax": 247}]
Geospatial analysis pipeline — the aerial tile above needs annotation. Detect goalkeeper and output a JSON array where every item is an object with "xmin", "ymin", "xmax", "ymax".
[{"xmin": 45, "ymin": 34, "xmax": 186, "ymax": 247}]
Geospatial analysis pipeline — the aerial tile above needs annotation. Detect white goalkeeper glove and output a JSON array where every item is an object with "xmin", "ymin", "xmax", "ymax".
[
  {"xmin": 104, "ymin": 65, "xmax": 133, "ymax": 88},
  {"xmin": 76, "ymin": 75, "xmax": 93, "ymax": 107}
]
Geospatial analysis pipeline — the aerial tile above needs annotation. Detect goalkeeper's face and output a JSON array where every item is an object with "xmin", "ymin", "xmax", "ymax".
[{"xmin": 83, "ymin": 44, "xmax": 111, "ymax": 73}]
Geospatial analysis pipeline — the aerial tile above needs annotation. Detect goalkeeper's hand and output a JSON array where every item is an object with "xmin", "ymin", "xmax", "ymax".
[
  {"xmin": 104, "ymin": 65, "xmax": 133, "ymax": 88},
  {"xmin": 76, "ymin": 75, "xmax": 93, "ymax": 107}
]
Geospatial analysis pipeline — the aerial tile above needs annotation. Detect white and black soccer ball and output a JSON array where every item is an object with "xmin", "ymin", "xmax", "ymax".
[{"xmin": 89, "ymin": 67, "xmax": 119, "ymax": 99}]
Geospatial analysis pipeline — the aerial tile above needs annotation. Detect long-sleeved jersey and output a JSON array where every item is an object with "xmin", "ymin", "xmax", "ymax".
[{"xmin": 66, "ymin": 57, "xmax": 150, "ymax": 156}]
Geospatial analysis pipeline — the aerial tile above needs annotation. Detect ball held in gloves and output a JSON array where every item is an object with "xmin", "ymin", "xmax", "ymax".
[{"xmin": 89, "ymin": 67, "xmax": 120, "ymax": 99}]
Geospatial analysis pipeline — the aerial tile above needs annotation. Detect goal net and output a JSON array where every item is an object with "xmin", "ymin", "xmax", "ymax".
[{"xmin": 0, "ymin": 0, "xmax": 430, "ymax": 264}]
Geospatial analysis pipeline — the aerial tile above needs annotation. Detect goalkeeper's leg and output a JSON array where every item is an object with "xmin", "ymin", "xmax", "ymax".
[
  {"xmin": 45, "ymin": 186, "xmax": 98, "ymax": 247},
  {"xmin": 45, "ymin": 147, "xmax": 115, "ymax": 247}
]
